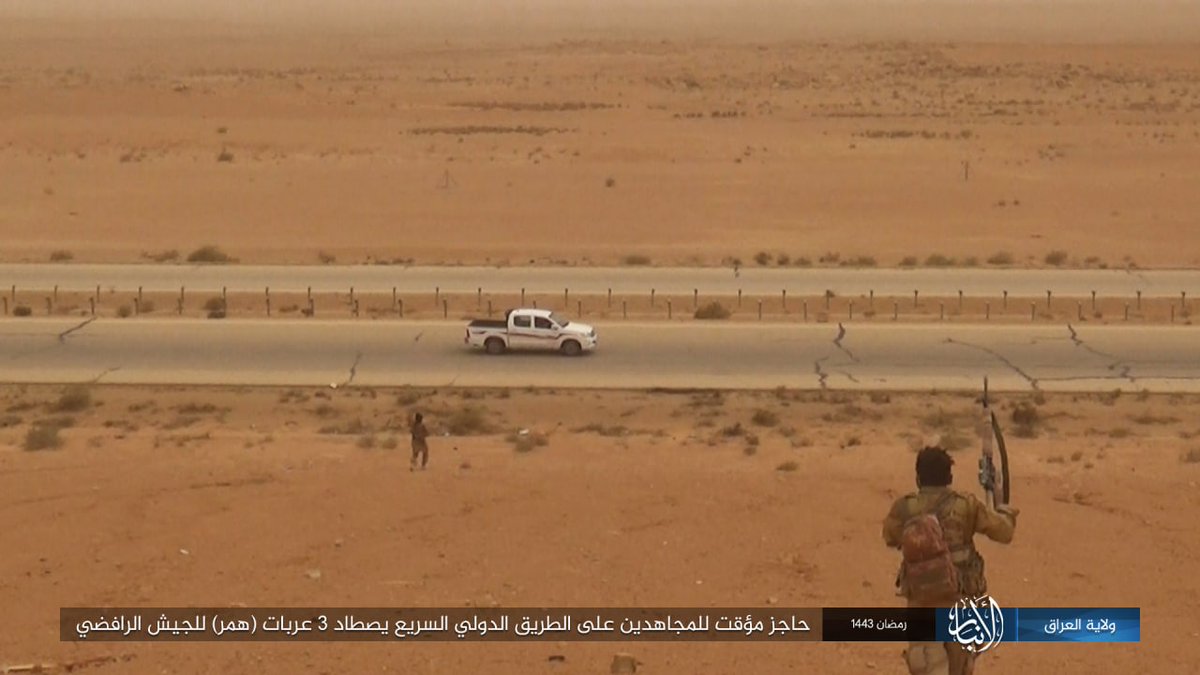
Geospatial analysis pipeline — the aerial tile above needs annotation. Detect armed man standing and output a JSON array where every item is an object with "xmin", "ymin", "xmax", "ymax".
[{"xmin": 882, "ymin": 380, "xmax": 1019, "ymax": 675}]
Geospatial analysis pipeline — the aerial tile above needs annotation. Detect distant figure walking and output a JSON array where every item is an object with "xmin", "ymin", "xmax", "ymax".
[
  {"xmin": 410, "ymin": 412, "xmax": 430, "ymax": 471},
  {"xmin": 733, "ymin": 261, "xmax": 741, "ymax": 278}
]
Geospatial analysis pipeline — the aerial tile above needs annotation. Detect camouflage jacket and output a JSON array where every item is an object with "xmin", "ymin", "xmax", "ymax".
[{"xmin": 882, "ymin": 486, "xmax": 1016, "ymax": 602}]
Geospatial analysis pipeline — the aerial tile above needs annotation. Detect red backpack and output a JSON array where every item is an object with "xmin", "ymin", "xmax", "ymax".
[{"xmin": 899, "ymin": 492, "xmax": 961, "ymax": 603}]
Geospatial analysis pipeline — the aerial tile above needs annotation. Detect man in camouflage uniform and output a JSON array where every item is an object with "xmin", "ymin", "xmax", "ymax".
[{"xmin": 882, "ymin": 446, "xmax": 1018, "ymax": 675}]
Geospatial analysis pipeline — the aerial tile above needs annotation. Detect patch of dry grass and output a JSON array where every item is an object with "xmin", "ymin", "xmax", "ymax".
[
  {"xmin": 507, "ymin": 430, "xmax": 549, "ymax": 452},
  {"xmin": 445, "ymin": 405, "xmax": 492, "ymax": 435},
  {"xmin": 52, "ymin": 385, "xmax": 92, "ymax": 413}
]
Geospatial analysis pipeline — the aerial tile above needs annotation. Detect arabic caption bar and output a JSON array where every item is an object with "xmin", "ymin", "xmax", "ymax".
[
  {"xmin": 62, "ymin": 608, "xmax": 822, "ymax": 642},
  {"xmin": 61, "ymin": 607, "xmax": 1141, "ymax": 643}
]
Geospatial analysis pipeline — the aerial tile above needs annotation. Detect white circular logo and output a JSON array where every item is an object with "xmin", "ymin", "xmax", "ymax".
[{"xmin": 947, "ymin": 595, "xmax": 1004, "ymax": 654}]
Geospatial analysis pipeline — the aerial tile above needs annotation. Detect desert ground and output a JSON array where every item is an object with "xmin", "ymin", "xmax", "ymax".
[
  {"xmin": 3, "ymin": 2, "xmax": 1200, "ymax": 268},
  {"xmin": 2, "ymin": 384, "xmax": 1199, "ymax": 673},
  {"xmin": 4, "ymin": 3, "xmax": 1200, "ymax": 674}
]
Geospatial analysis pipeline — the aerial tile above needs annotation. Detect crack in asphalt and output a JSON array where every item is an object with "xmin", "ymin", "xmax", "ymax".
[
  {"xmin": 1066, "ymin": 324, "xmax": 1137, "ymax": 384},
  {"xmin": 58, "ymin": 317, "xmax": 96, "ymax": 343},
  {"xmin": 944, "ymin": 338, "xmax": 1040, "ymax": 390},
  {"xmin": 8, "ymin": 317, "xmax": 99, "ymax": 362},
  {"xmin": 341, "ymin": 352, "xmax": 362, "ymax": 387},
  {"xmin": 833, "ymin": 322, "xmax": 858, "ymax": 362},
  {"xmin": 814, "ymin": 358, "xmax": 829, "ymax": 390},
  {"xmin": 837, "ymin": 370, "xmax": 861, "ymax": 384},
  {"xmin": 89, "ymin": 367, "xmax": 120, "ymax": 384}
]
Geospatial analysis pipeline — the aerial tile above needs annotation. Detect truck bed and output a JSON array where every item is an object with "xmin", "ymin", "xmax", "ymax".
[{"xmin": 467, "ymin": 319, "xmax": 507, "ymax": 329}]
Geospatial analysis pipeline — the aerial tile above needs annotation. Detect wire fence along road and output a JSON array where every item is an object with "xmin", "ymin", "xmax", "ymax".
[
  {"xmin": 2, "ymin": 264, "xmax": 1199, "ymax": 298},
  {"xmin": 2, "ymin": 319, "xmax": 1198, "ymax": 392}
]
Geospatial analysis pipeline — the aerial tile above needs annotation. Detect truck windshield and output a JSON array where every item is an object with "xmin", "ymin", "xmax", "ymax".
[{"xmin": 549, "ymin": 312, "xmax": 570, "ymax": 327}]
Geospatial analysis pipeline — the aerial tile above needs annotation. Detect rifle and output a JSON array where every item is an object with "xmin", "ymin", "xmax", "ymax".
[{"xmin": 979, "ymin": 377, "xmax": 1011, "ymax": 510}]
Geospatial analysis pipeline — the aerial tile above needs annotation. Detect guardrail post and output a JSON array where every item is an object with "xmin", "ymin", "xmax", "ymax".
[
  {"xmin": 737, "ymin": 289, "xmax": 742, "ymax": 307},
  {"xmin": 893, "ymin": 301, "xmax": 898, "ymax": 321},
  {"xmin": 177, "ymin": 298, "xmax": 183, "ymax": 315},
  {"xmin": 349, "ymin": 286, "xmax": 354, "ymax": 305},
  {"xmin": 133, "ymin": 297, "xmax": 140, "ymax": 316},
  {"xmin": 137, "ymin": 286, "xmax": 143, "ymax": 305},
  {"xmin": 307, "ymin": 286, "xmax": 312, "ymax": 302},
  {"xmin": 667, "ymin": 299, "xmax": 672, "ymax": 319},
  {"xmin": 986, "ymin": 302, "xmax": 990, "ymax": 320},
  {"xmin": 803, "ymin": 300, "xmax": 808, "ymax": 321},
  {"xmin": 266, "ymin": 297, "xmax": 271, "ymax": 317},
  {"xmin": 180, "ymin": 286, "xmax": 185, "ymax": 308},
  {"xmin": 477, "ymin": 287, "xmax": 482, "ymax": 308},
  {"xmin": 308, "ymin": 297, "xmax": 315, "ymax": 317},
  {"xmin": 758, "ymin": 299, "xmax": 763, "ymax": 320},
  {"xmin": 577, "ymin": 299, "xmax": 582, "ymax": 316},
  {"xmin": 607, "ymin": 288, "xmax": 612, "ymax": 307},
  {"xmin": 939, "ymin": 302, "xmax": 945, "ymax": 321},
  {"xmin": 564, "ymin": 287, "xmax": 569, "ymax": 307},
  {"xmin": 89, "ymin": 298, "xmax": 95, "ymax": 316},
  {"xmin": 488, "ymin": 300, "xmax": 494, "ymax": 317},
  {"xmin": 693, "ymin": 288, "xmax": 698, "ymax": 308},
  {"xmin": 1124, "ymin": 303, "xmax": 1129, "ymax": 321},
  {"xmin": 913, "ymin": 289, "xmax": 919, "ymax": 307},
  {"xmin": 622, "ymin": 300, "xmax": 627, "ymax": 319},
  {"xmin": 1182, "ymin": 291, "xmax": 1188, "ymax": 312},
  {"xmin": 783, "ymin": 289, "xmax": 788, "ymax": 312},
  {"xmin": 392, "ymin": 286, "xmax": 397, "ymax": 311},
  {"xmin": 521, "ymin": 287, "xmax": 525, "ymax": 305},
  {"xmin": 1077, "ymin": 302, "xmax": 1083, "ymax": 321},
  {"xmin": 869, "ymin": 289, "xmax": 874, "ymax": 309},
  {"xmin": 1136, "ymin": 290, "xmax": 1141, "ymax": 309},
  {"xmin": 1091, "ymin": 290, "xmax": 1097, "ymax": 311},
  {"xmin": 849, "ymin": 301, "xmax": 854, "ymax": 320},
  {"xmin": 442, "ymin": 299, "xmax": 448, "ymax": 318},
  {"xmin": 1046, "ymin": 290, "xmax": 1051, "ymax": 310},
  {"xmin": 650, "ymin": 288, "xmax": 655, "ymax": 307},
  {"xmin": 95, "ymin": 285, "xmax": 100, "ymax": 305},
  {"xmin": 1031, "ymin": 302, "xmax": 1036, "ymax": 321},
  {"xmin": 435, "ymin": 286, "xmax": 440, "ymax": 304},
  {"xmin": 398, "ymin": 298, "xmax": 404, "ymax": 318},
  {"xmin": 222, "ymin": 286, "xmax": 227, "ymax": 304},
  {"xmin": 1002, "ymin": 290, "xmax": 1008, "ymax": 309},
  {"xmin": 54, "ymin": 285, "xmax": 59, "ymax": 305},
  {"xmin": 46, "ymin": 297, "xmax": 53, "ymax": 315}
]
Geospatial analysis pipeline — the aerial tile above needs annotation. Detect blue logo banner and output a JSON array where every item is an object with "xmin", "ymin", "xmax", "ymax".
[
  {"xmin": 1016, "ymin": 608, "xmax": 1140, "ymax": 643},
  {"xmin": 936, "ymin": 607, "xmax": 1139, "ymax": 643}
]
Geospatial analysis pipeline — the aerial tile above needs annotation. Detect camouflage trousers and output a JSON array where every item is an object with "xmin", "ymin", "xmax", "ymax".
[{"xmin": 903, "ymin": 642, "xmax": 977, "ymax": 675}]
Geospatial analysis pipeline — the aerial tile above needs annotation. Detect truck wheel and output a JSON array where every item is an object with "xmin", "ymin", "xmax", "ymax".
[
  {"xmin": 485, "ymin": 338, "xmax": 506, "ymax": 355},
  {"xmin": 560, "ymin": 340, "xmax": 582, "ymax": 357}
]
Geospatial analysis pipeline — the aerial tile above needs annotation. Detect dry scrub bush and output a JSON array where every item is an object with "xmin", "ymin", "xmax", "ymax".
[{"xmin": 694, "ymin": 302, "xmax": 731, "ymax": 320}]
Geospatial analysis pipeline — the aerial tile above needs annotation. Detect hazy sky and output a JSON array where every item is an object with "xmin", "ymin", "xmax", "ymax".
[{"xmin": 4, "ymin": 1, "xmax": 1199, "ymax": 42}]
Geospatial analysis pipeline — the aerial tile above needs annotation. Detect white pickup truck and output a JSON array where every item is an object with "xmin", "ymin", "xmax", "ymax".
[{"xmin": 464, "ymin": 308, "xmax": 597, "ymax": 356}]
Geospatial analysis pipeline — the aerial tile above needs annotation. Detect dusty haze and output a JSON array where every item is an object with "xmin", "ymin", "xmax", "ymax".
[
  {"xmin": 5, "ymin": 1, "xmax": 1200, "ymax": 42},
  {"xmin": 5, "ymin": 1, "xmax": 1200, "ymax": 267}
]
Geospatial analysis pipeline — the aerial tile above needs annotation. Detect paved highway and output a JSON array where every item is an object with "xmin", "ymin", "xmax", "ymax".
[
  {"xmin": 2, "ymin": 264, "xmax": 1198, "ymax": 298},
  {"xmin": 2, "ymin": 318, "xmax": 1197, "ymax": 392}
]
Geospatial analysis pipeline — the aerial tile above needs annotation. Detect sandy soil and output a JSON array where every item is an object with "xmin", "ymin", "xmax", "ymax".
[
  {"xmin": 3, "ymin": 5, "xmax": 1200, "ymax": 267},
  {"xmin": 2, "ymin": 383, "xmax": 1199, "ymax": 673}
]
